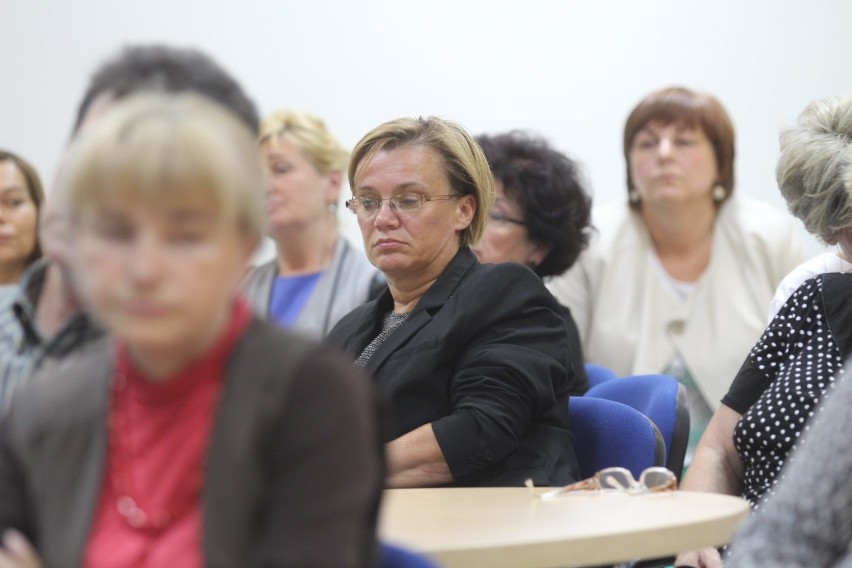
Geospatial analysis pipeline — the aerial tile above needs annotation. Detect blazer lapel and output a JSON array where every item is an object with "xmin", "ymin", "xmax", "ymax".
[{"xmin": 364, "ymin": 247, "xmax": 476, "ymax": 374}]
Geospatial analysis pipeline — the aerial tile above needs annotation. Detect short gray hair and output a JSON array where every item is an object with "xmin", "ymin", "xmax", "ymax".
[{"xmin": 777, "ymin": 94, "xmax": 852, "ymax": 244}]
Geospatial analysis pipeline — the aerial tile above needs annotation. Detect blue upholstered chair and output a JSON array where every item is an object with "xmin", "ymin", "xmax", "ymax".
[
  {"xmin": 568, "ymin": 396, "xmax": 666, "ymax": 479},
  {"xmin": 585, "ymin": 374, "xmax": 690, "ymax": 480},
  {"xmin": 584, "ymin": 363, "xmax": 618, "ymax": 389},
  {"xmin": 378, "ymin": 542, "xmax": 439, "ymax": 568}
]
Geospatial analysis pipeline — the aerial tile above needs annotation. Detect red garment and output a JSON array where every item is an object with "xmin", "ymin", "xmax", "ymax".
[{"xmin": 84, "ymin": 300, "xmax": 251, "ymax": 568}]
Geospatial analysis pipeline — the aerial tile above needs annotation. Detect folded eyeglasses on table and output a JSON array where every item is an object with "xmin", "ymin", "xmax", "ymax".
[{"xmin": 532, "ymin": 467, "xmax": 677, "ymax": 500}]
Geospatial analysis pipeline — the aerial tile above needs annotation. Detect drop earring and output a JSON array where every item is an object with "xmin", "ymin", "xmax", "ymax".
[
  {"xmin": 629, "ymin": 190, "xmax": 640, "ymax": 204},
  {"xmin": 712, "ymin": 184, "xmax": 726, "ymax": 202}
]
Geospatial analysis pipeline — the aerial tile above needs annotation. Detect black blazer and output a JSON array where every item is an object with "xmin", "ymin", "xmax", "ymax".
[{"xmin": 327, "ymin": 247, "xmax": 579, "ymax": 486}]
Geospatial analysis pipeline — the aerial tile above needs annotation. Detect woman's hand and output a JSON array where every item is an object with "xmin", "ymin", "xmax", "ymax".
[
  {"xmin": 0, "ymin": 530, "xmax": 43, "ymax": 568},
  {"xmin": 386, "ymin": 423, "xmax": 453, "ymax": 488},
  {"xmin": 674, "ymin": 547, "xmax": 723, "ymax": 568}
]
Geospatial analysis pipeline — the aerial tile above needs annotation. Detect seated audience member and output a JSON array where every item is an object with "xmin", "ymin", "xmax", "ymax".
[
  {"xmin": 724, "ymin": 370, "xmax": 852, "ymax": 567},
  {"xmin": 0, "ymin": 151, "xmax": 43, "ymax": 288},
  {"xmin": 2, "ymin": 44, "xmax": 260, "ymax": 399},
  {"xmin": 473, "ymin": 131, "xmax": 592, "ymax": 395},
  {"xmin": 0, "ymin": 150, "xmax": 44, "ymax": 405},
  {"xmin": 547, "ymin": 86, "xmax": 807, "ymax": 462},
  {"xmin": 674, "ymin": 93, "xmax": 852, "ymax": 568},
  {"xmin": 0, "ymin": 93, "xmax": 383, "ymax": 567},
  {"xmin": 326, "ymin": 116, "xmax": 580, "ymax": 488},
  {"xmin": 242, "ymin": 109, "xmax": 384, "ymax": 338}
]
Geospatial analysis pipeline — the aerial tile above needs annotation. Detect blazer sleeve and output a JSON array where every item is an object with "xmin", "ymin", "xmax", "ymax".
[{"xmin": 431, "ymin": 269, "xmax": 570, "ymax": 479}]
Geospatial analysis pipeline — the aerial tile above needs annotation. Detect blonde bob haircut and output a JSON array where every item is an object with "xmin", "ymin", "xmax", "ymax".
[
  {"xmin": 259, "ymin": 109, "xmax": 349, "ymax": 175},
  {"xmin": 777, "ymin": 93, "xmax": 852, "ymax": 244},
  {"xmin": 57, "ymin": 92, "xmax": 265, "ymax": 242},
  {"xmin": 349, "ymin": 116, "xmax": 494, "ymax": 248}
]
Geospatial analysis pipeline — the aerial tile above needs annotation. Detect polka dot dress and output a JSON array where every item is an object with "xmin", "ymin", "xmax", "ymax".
[{"xmin": 729, "ymin": 275, "xmax": 846, "ymax": 507}]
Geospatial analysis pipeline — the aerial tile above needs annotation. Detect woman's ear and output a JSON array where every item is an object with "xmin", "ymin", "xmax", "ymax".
[
  {"xmin": 454, "ymin": 195, "xmax": 476, "ymax": 232},
  {"xmin": 325, "ymin": 170, "xmax": 343, "ymax": 209},
  {"xmin": 526, "ymin": 242, "xmax": 552, "ymax": 269}
]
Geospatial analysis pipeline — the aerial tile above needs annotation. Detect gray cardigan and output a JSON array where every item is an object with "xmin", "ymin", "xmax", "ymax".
[
  {"xmin": 242, "ymin": 237, "xmax": 384, "ymax": 339},
  {"xmin": 0, "ymin": 319, "xmax": 384, "ymax": 568}
]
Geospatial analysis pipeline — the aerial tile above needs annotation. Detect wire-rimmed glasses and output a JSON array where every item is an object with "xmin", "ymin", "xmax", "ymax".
[
  {"xmin": 537, "ymin": 467, "xmax": 677, "ymax": 500},
  {"xmin": 345, "ymin": 193, "xmax": 460, "ymax": 218}
]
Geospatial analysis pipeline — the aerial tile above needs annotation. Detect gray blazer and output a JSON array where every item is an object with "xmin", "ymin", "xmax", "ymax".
[
  {"xmin": 0, "ymin": 319, "xmax": 383, "ymax": 568},
  {"xmin": 242, "ymin": 237, "xmax": 385, "ymax": 339}
]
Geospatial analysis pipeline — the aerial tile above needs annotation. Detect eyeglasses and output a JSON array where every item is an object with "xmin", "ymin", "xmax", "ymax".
[
  {"xmin": 345, "ymin": 193, "xmax": 460, "ymax": 218},
  {"xmin": 488, "ymin": 211, "xmax": 525, "ymax": 226},
  {"xmin": 537, "ymin": 467, "xmax": 677, "ymax": 500}
]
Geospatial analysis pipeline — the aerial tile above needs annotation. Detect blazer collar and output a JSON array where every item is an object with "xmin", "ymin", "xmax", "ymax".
[{"xmin": 361, "ymin": 247, "xmax": 477, "ymax": 374}]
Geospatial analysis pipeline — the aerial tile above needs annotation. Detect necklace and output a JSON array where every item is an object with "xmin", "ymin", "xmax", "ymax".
[{"xmin": 107, "ymin": 370, "xmax": 203, "ymax": 533}]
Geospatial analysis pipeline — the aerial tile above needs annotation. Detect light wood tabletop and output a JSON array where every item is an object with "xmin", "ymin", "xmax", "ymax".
[{"xmin": 379, "ymin": 487, "xmax": 750, "ymax": 567}]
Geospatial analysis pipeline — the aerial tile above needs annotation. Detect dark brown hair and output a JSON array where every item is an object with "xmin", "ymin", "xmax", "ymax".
[{"xmin": 623, "ymin": 86, "xmax": 735, "ymax": 206}]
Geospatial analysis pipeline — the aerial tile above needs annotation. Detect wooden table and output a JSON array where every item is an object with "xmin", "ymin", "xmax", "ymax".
[{"xmin": 380, "ymin": 487, "xmax": 750, "ymax": 567}]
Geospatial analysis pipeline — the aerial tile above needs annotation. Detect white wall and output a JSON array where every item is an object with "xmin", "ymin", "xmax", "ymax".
[{"xmin": 4, "ymin": 0, "xmax": 852, "ymax": 254}]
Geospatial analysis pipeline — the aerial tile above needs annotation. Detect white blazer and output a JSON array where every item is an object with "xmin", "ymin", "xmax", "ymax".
[{"xmin": 548, "ymin": 196, "xmax": 807, "ymax": 407}]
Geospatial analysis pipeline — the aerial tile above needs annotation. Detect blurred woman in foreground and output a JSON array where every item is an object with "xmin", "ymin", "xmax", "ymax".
[{"xmin": 0, "ymin": 94, "xmax": 382, "ymax": 567}]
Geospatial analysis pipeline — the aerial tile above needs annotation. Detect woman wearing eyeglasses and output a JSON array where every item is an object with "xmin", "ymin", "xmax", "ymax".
[
  {"xmin": 242, "ymin": 110, "xmax": 385, "ymax": 339},
  {"xmin": 326, "ymin": 117, "xmax": 580, "ymax": 488},
  {"xmin": 472, "ymin": 131, "xmax": 592, "ymax": 395}
]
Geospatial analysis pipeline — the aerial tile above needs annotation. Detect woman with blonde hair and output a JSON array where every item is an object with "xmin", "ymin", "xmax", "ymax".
[
  {"xmin": 327, "ymin": 116, "xmax": 579, "ymax": 488},
  {"xmin": 0, "ymin": 93, "xmax": 383, "ymax": 567},
  {"xmin": 243, "ymin": 110, "xmax": 383, "ymax": 338}
]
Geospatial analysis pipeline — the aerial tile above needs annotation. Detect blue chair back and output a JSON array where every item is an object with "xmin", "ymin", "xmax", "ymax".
[
  {"xmin": 568, "ymin": 396, "xmax": 665, "ymax": 479},
  {"xmin": 585, "ymin": 374, "xmax": 690, "ymax": 480},
  {"xmin": 378, "ymin": 542, "xmax": 439, "ymax": 568},
  {"xmin": 584, "ymin": 363, "xmax": 618, "ymax": 389}
]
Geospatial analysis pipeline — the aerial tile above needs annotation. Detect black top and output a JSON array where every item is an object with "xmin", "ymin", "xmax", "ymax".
[
  {"xmin": 326, "ymin": 247, "xmax": 580, "ymax": 487},
  {"xmin": 721, "ymin": 273, "xmax": 852, "ymax": 506}
]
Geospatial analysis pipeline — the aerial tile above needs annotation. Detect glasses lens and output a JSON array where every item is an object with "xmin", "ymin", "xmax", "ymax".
[
  {"xmin": 360, "ymin": 198, "xmax": 380, "ymax": 213},
  {"xmin": 394, "ymin": 194, "xmax": 422, "ymax": 211},
  {"xmin": 596, "ymin": 468, "xmax": 635, "ymax": 491},
  {"xmin": 639, "ymin": 468, "xmax": 676, "ymax": 491}
]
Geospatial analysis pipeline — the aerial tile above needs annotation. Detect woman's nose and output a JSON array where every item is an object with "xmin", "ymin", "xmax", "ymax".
[
  {"xmin": 129, "ymin": 236, "xmax": 165, "ymax": 285},
  {"xmin": 373, "ymin": 200, "xmax": 399, "ymax": 228}
]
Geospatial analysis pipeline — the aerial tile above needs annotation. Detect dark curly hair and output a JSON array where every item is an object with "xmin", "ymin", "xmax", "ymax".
[{"xmin": 476, "ymin": 131, "xmax": 592, "ymax": 278}]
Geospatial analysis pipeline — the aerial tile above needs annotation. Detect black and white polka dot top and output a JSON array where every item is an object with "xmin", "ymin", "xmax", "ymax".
[{"xmin": 721, "ymin": 273, "xmax": 852, "ymax": 507}]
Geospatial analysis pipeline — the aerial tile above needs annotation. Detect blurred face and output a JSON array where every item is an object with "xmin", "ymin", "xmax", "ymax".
[
  {"xmin": 471, "ymin": 178, "xmax": 549, "ymax": 269},
  {"xmin": 629, "ymin": 122, "xmax": 719, "ymax": 207},
  {"xmin": 41, "ymin": 91, "xmax": 117, "ymax": 267},
  {"xmin": 261, "ymin": 137, "xmax": 339, "ymax": 235},
  {"xmin": 0, "ymin": 160, "xmax": 39, "ymax": 282},
  {"xmin": 70, "ymin": 198, "xmax": 254, "ymax": 373},
  {"xmin": 352, "ymin": 144, "xmax": 474, "ymax": 281}
]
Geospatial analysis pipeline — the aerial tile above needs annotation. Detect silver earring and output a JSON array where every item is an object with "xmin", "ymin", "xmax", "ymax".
[
  {"xmin": 328, "ymin": 203, "xmax": 338, "ymax": 214},
  {"xmin": 628, "ymin": 190, "xmax": 640, "ymax": 204},
  {"xmin": 712, "ymin": 184, "xmax": 726, "ymax": 202}
]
